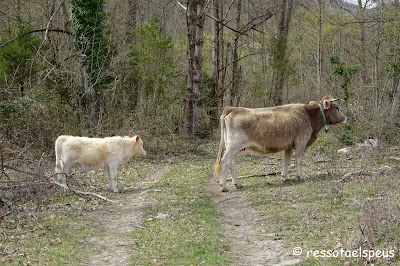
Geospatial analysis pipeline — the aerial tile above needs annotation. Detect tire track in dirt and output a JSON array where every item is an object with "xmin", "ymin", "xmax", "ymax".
[
  {"xmin": 81, "ymin": 166, "xmax": 171, "ymax": 266},
  {"xmin": 205, "ymin": 176, "xmax": 301, "ymax": 266}
]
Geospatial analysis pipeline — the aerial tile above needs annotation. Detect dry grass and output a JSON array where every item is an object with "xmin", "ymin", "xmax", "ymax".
[{"xmin": 236, "ymin": 143, "xmax": 400, "ymax": 265}]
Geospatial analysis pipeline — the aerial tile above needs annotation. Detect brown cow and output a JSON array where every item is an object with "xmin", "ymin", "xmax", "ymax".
[{"xmin": 214, "ymin": 96, "xmax": 347, "ymax": 192}]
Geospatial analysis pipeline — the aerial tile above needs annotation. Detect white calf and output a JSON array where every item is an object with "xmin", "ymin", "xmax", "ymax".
[{"xmin": 55, "ymin": 135, "xmax": 146, "ymax": 192}]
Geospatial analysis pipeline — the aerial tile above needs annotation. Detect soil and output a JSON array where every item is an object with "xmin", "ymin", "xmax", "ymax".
[
  {"xmin": 82, "ymin": 164, "xmax": 301, "ymax": 266},
  {"xmin": 81, "ymin": 166, "xmax": 170, "ymax": 266},
  {"xmin": 205, "ymin": 176, "xmax": 300, "ymax": 266}
]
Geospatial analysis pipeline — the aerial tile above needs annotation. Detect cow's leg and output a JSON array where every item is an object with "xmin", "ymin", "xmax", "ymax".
[
  {"xmin": 220, "ymin": 146, "xmax": 239, "ymax": 192},
  {"xmin": 294, "ymin": 147, "xmax": 305, "ymax": 180},
  {"xmin": 282, "ymin": 148, "xmax": 293, "ymax": 180},
  {"xmin": 230, "ymin": 157, "xmax": 243, "ymax": 189},
  {"xmin": 107, "ymin": 165, "xmax": 119, "ymax": 193}
]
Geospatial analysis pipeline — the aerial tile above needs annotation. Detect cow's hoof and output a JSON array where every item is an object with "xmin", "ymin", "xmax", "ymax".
[
  {"xmin": 234, "ymin": 184, "xmax": 244, "ymax": 190},
  {"xmin": 221, "ymin": 187, "xmax": 229, "ymax": 192}
]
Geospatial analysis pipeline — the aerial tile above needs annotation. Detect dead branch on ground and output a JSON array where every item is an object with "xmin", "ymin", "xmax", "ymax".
[
  {"xmin": 1, "ymin": 164, "xmax": 117, "ymax": 203},
  {"xmin": 227, "ymin": 172, "xmax": 279, "ymax": 181},
  {"xmin": 335, "ymin": 170, "xmax": 372, "ymax": 183}
]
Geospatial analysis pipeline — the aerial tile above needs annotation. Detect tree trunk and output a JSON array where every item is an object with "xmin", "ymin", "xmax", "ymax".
[
  {"xmin": 389, "ymin": 76, "xmax": 400, "ymax": 136},
  {"xmin": 184, "ymin": 0, "xmax": 205, "ymax": 136},
  {"xmin": 317, "ymin": 0, "xmax": 323, "ymax": 96},
  {"xmin": 358, "ymin": 0, "xmax": 367, "ymax": 86},
  {"xmin": 126, "ymin": 0, "xmax": 137, "ymax": 43},
  {"xmin": 271, "ymin": 0, "xmax": 293, "ymax": 106},
  {"xmin": 230, "ymin": 0, "xmax": 242, "ymax": 106},
  {"xmin": 211, "ymin": 0, "xmax": 221, "ymax": 123},
  {"xmin": 126, "ymin": 0, "xmax": 139, "ymax": 111}
]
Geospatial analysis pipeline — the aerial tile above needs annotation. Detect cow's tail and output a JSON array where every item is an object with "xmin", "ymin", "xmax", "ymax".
[
  {"xmin": 54, "ymin": 137, "xmax": 64, "ymax": 173},
  {"xmin": 214, "ymin": 107, "xmax": 233, "ymax": 178}
]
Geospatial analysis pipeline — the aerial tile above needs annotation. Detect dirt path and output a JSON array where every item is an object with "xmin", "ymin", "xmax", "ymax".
[
  {"xmin": 81, "ymin": 162, "xmax": 301, "ymax": 266},
  {"xmin": 81, "ymin": 166, "xmax": 171, "ymax": 266},
  {"xmin": 205, "ymin": 176, "xmax": 301, "ymax": 266}
]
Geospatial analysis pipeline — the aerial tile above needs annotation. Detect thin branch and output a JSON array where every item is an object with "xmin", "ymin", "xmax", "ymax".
[
  {"xmin": 334, "ymin": 18, "xmax": 396, "ymax": 27},
  {"xmin": 177, "ymin": 1, "xmax": 274, "ymax": 36},
  {"xmin": 2, "ymin": 164, "xmax": 117, "ymax": 203},
  {"xmin": 218, "ymin": 52, "xmax": 259, "ymax": 73},
  {"xmin": 227, "ymin": 172, "xmax": 279, "ymax": 181},
  {"xmin": 0, "ymin": 29, "xmax": 72, "ymax": 48},
  {"xmin": 177, "ymin": 0, "xmax": 242, "ymax": 34},
  {"xmin": 52, "ymin": 180, "xmax": 118, "ymax": 203},
  {"xmin": 44, "ymin": 0, "xmax": 66, "ymax": 41}
]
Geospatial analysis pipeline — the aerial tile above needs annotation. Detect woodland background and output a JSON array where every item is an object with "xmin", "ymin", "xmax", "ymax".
[
  {"xmin": 1, "ymin": 0, "xmax": 400, "ymax": 153},
  {"xmin": 1, "ymin": 1, "xmax": 400, "ymax": 264}
]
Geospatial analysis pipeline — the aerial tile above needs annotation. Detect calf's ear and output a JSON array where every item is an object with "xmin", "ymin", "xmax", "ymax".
[
  {"xmin": 309, "ymin": 101, "xmax": 318, "ymax": 105},
  {"xmin": 322, "ymin": 99, "xmax": 332, "ymax": 109}
]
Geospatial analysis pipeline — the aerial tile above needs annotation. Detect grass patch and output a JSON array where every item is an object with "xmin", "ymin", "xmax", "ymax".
[
  {"xmin": 130, "ymin": 160, "xmax": 233, "ymax": 265},
  {"xmin": 238, "ymin": 150, "xmax": 400, "ymax": 265},
  {"xmin": 0, "ymin": 193, "xmax": 102, "ymax": 265}
]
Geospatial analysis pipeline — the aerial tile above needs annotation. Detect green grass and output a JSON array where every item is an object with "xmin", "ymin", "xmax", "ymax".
[
  {"xmin": 237, "ymin": 151, "xmax": 400, "ymax": 265},
  {"xmin": 2, "ymin": 146, "xmax": 398, "ymax": 265},
  {"xmin": 130, "ymin": 161, "xmax": 233, "ymax": 265},
  {"xmin": 0, "ymin": 194, "xmax": 102, "ymax": 265}
]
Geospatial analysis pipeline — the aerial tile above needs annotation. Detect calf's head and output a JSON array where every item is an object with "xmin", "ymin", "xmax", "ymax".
[
  {"xmin": 133, "ymin": 136, "xmax": 147, "ymax": 156},
  {"xmin": 319, "ymin": 96, "xmax": 347, "ymax": 125}
]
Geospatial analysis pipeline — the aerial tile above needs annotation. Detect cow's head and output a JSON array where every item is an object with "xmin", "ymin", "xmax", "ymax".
[
  {"xmin": 318, "ymin": 96, "xmax": 347, "ymax": 125},
  {"xmin": 133, "ymin": 135, "xmax": 147, "ymax": 156}
]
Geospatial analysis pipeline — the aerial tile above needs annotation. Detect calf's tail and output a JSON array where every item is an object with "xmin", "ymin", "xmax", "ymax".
[{"xmin": 54, "ymin": 137, "xmax": 64, "ymax": 173}]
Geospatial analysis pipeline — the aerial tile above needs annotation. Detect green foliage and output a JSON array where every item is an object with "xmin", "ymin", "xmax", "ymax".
[
  {"xmin": 70, "ymin": 0, "xmax": 114, "ymax": 91},
  {"xmin": 269, "ymin": 37, "xmax": 288, "ymax": 75},
  {"xmin": 129, "ymin": 14, "xmax": 177, "ymax": 113},
  {"xmin": 0, "ymin": 97, "xmax": 33, "ymax": 123},
  {"xmin": 339, "ymin": 124, "xmax": 356, "ymax": 146},
  {"xmin": 0, "ymin": 27, "xmax": 41, "ymax": 88},
  {"xmin": 310, "ymin": 134, "xmax": 329, "ymax": 153},
  {"xmin": 329, "ymin": 55, "xmax": 360, "ymax": 102}
]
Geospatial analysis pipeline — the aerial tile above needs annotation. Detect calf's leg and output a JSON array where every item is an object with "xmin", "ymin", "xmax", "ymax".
[
  {"xmin": 106, "ymin": 165, "xmax": 119, "ymax": 192},
  {"xmin": 56, "ymin": 162, "xmax": 70, "ymax": 189}
]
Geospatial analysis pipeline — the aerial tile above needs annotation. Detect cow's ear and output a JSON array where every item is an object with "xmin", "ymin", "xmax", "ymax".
[
  {"xmin": 322, "ymin": 99, "xmax": 332, "ymax": 109},
  {"xmin": 309, "ymin": 101, "xmax": 317, "ymax": 105}
]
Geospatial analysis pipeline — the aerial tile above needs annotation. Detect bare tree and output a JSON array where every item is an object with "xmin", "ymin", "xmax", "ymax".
[
  {"xmin": 230, "ymin": 0, "xmax": 242, "ymax": 106},
  {"xmin": 211, "ymin": 0, "xmax": 221, "ymax": 123},
  {"xmin": 271, "ymin": 0, "xmax": 294, "ymax": 106},
  {"xmin": 389, "ymin": 76, "xmax": 400, "ymax": 137},
  {"xmin": 126, "ymin": 0, "xmax": 137, "ymax": 43},
  {"xmin": 357, "ymin": 0, "xmax": 367, "ymax": 86},
  {"xmin": 317, "ymin": 0, "xmax": 323, "ymax": 96},
  {"xmin": 183, "ymin": 0, "xmax": 205, "ymax": 135}
]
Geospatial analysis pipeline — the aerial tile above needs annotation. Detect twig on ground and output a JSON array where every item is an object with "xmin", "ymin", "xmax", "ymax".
[
  {"xmin": 227, "ymin": 172, "xmax": 279, "ymax": 181},
  {"xmin": 0, "ymin": 210, "xmax": 12, "ymax": 218},
  {"xmin": 51, "ymin": 178, "xmax": 119, "ymax": 204},
  {"xmin": 335, "ymin": 170, "xmax": 371, "ymax": 183},
  {"xmin": 2, "ymin": 164, "xmax": 117, "ymax": 203}
]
